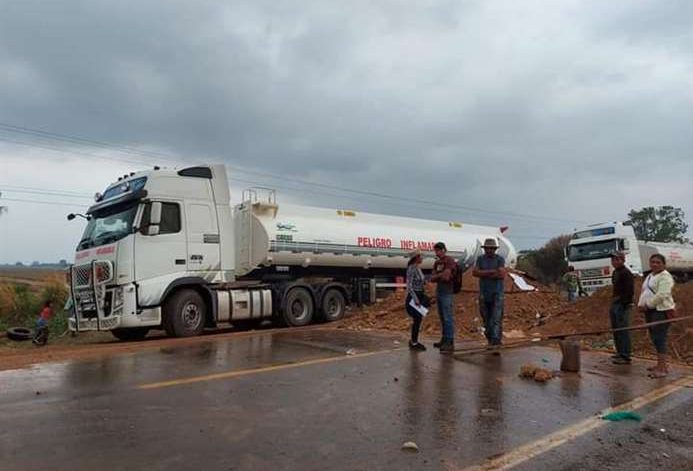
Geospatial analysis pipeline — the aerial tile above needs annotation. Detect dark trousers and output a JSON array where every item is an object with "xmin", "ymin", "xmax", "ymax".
[
  {"xmin": 609, "ymin": 302, "xmax": 631, "ymax": 359},
  {"xmin": 645, "ymin": 310, "xmax": 670, "ymax": 354},
  {"xmin": 479, "ymin": 291, "xmax": 504, "ymax": 345},
  {"xmin": 405, "ymin": 293, "xmax": 424, "ymax": 343}
]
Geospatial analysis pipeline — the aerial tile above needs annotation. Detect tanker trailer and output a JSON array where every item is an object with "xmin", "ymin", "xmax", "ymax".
[{"xmin": 638, "ymin": 242, "xmax": 693, "ymax": 282}]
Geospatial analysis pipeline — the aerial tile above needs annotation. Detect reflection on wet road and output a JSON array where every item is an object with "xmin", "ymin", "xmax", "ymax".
[{"xmin": 0, "ymin": 328, "xmax": 690, "ymax": 471}]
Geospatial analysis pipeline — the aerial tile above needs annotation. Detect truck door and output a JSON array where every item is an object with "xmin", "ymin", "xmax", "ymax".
[
  {"xmin": 134, "ymin": 201, "xmax": 188, "ymax": 305},
  {"xmin": 185, "ymin": 202, "xmax": 221, "ymax": 273}
]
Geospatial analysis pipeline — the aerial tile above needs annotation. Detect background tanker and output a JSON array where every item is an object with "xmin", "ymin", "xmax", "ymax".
[
  {"xmin": 567, "ymin": 222, "xmax": 693, "ymax": 294},
  {"xmin": 67, "ymin": 164, "xmax": 517, "ymax": 340}
]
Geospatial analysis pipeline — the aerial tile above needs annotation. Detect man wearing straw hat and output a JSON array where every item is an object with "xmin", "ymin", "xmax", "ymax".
[{"xmin": 472, "ymin": 238, "xmax": 507, "ymax": 349}]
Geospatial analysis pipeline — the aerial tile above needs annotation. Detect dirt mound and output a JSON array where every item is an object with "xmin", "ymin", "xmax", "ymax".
[{"xmin": 341, "ymin": 273, "xmax": 693, "ymax": 363}]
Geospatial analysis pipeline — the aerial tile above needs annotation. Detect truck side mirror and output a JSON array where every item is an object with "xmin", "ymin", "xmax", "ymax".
[{"xmin": 139, "ymin": 202, "xmax": 162, "ymax": 236}]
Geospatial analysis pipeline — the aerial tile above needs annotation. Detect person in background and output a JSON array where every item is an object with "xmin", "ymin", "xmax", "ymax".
[
  {"xmin": 609, "ymin": 252, "xmax": 634, "ymax": 365},
  {"xmin": 405, "ymin": 249, "xmax": 428, "ymax": 351},
  {"xmin": 562, "ymin": 266, "xmax": 580, "ymax": 302},
  {"xmin": 637, "ymin": 254, "xmax": 676, "ymax": 378},
  {"xmin": 32, "ymin": 300, "xmax": 54, "ymax": 346},
  {"xmin": 430, "ymin": 242, "xmax": 457, "ymax": 353},
  {"xmin": 472, "ymin": 238, "xmax": 507, "ymax": 348}
]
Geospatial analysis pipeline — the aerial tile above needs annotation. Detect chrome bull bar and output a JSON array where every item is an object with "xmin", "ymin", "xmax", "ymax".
[{"xmin": 70, "ymin": 260, "xmax": 114, "ymax": 332}]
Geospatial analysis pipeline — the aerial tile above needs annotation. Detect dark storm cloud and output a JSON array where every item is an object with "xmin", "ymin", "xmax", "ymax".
[{"xmin": 0, "ymin": 0, "xmax": 691, "ymax": 257}]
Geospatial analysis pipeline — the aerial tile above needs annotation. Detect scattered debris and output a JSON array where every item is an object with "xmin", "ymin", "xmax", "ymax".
[
  {"xmin": 519, "ymin": 363, "xmax": 554, "ymax": 382},
  {"xmin": 519, "ymin": 364, "xmax": 539, "ymax": 378},
  {"xmin": 503, "ymin": 329, "xmax": 526, "ymax": 339},
  {"xmin": 533, "ymin": 369, "xmax": 553, "ymax": 383},
  {"xmin": 480, "ymin": 408, "xmax": 500, "ymax": 417},
  {"xmin": 401, "ymin": 441, "xmax": 419, "ymax": 453},
  {"xmin": 345, "ymin": 348, "xmax": 356, "ymax": 356},
  {"xmin": 601, "ymin": 411, "xmax": 642, "ymax": 422}
]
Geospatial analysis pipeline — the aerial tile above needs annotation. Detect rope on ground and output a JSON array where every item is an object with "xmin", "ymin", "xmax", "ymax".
[{"xmin": 453, "ymin": 314, "xmax": 693, "ymax": 357}]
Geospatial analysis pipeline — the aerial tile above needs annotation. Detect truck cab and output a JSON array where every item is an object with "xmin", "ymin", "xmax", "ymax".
[
  {"xmin": 566, "ymin": 222, "xmax": 643, "ymax": 295},
  {"xmin": 69, "ymin": 165, "xmax": 236, "ymax": 340}
]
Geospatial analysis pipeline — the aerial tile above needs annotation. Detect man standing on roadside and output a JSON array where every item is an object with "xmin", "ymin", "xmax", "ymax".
[
  {"xmin": 430, "ymin": 242, "xmax": 457, "ymax": 353},
  {"xmin": 562, "ymin": 266, "xmax": 580, "ymax": 302},
  {"xmin": 610, "ymin": 252, "xmax": 634, "ymax": 364},
  {"xmin": 472, "ymin": 238, "xmax": 507, "ymax": 348}
]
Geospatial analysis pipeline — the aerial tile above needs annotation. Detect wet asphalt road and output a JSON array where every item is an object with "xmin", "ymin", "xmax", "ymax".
[{"xmin": 0, "ymin": 328, "xmax": 690, "ymax": 471}]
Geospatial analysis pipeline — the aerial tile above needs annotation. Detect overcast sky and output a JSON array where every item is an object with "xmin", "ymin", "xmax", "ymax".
[{"xmin": 1, "ymin": 0, "xmax": 691, "ymax": 264}]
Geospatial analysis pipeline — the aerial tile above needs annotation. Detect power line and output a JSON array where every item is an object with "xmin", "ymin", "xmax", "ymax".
[
  {"xmin": 0, "ymin": 121, "xmax": 587, "ymax": 225},
  {"xmin": 0, "ymin": 188, "xmax": 93, "ymax": 200},
  {"xmin": 0, "ymin": 197, "xmax": 88, "ymax": 208}
]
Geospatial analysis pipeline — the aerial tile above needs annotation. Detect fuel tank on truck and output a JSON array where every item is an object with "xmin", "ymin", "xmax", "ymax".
[{"xmin": 233, "ymin": 191, "xmax": 517, "ymax": 278}]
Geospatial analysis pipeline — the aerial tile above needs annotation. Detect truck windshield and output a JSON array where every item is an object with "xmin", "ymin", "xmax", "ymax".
[
  {"xmin": 567, "ymin": 239, "xmax": 618, "ymax": 262},
  {"xmin": 77, "ymin": 202, "xmax": 139, "ymax": 250}
]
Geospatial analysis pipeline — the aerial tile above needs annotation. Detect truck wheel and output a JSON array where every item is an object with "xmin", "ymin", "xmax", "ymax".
[
  {"xmin": 163, "ymin": 289, "xmax": 207, "ymax": 337},
  {"xmin": 111, "ymin": 327, "xmax": 150, "ymax": 341},
  {"xmin": 321, "ymin": 289, "xmax": 346, "ymax": 322},
  {"xmin": 282, "ymin": 287, "xmax": 314, "ymax": 326}
]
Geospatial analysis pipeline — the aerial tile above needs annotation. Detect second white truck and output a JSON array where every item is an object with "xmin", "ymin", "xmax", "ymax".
[
  {"xmin": 68, "ymin": 164, "xmax": 517, "ymax": 339},
  {"xmin": 567, "ymin": 222, "xmax": 693, "ymax": 295}
]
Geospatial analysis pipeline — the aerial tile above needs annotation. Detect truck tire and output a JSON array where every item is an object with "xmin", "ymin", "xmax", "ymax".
[
  {"xmin": 6, "ymin": 327, "xmax": 33, "ymax": 341},
  {"xmin": 163, "ymin": 289, "xmax": 207, "ymax": 337},
  {"xmin": 282, "ymin": 287, "xmax": 314, "ymax": 327},
  {"xmin": 111, "ymin": 327, "xmax": 150, "ymax": 341},
  {"xmin": 321, "ymin": 289, "xmax": 346, "ymax": 322}
]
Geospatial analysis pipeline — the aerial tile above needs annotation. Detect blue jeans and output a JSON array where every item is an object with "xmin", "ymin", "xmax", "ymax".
[
  {"xmin": 567, "ymin": 289, "xmax": 578, "ymax": 302},
  {"xmin": 436, "ymin": 292, "xmax": 455, "ymax": 342},
  {"xmin": 645, "ymin": 310, "xmax": 670, "ymax": 354},
  {"xmin": 479, "ymin": 291, "xmax": 504, "ymax": 345},
  {"xmin": 609, "ymin": 302, "xmax": 631, "ymax": 359}
]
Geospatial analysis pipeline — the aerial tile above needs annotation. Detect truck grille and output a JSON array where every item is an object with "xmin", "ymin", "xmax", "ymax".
[
  {"xmin": 72, "ymin": 261, "xmax": 114, "ymax": 288},
  {"xmin": 579, "ymin": 268, "xmax": 604, "ymax": 278}
]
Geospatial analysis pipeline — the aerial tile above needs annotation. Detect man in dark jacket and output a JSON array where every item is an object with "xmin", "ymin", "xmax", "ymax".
[{"xmin": 610, "ymin": 252, "xmax": 634, "ymax": 364}]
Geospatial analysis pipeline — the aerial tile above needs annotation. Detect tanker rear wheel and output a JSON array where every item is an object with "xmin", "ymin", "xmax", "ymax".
[
  {"xmin": 282, "ymin": 287, "xmax": 314, "ymax": 327},
  {"xmin": 321, "ymin": 289, "xmax": 346, "ymax": 322}
]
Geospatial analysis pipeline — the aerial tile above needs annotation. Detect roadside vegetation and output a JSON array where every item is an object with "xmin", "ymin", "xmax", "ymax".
[{"xmin": 0, "ymin": 270, "xmax": 69, "ymax": 334}]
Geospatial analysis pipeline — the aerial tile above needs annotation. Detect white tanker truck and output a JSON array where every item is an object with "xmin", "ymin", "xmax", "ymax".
[
  {"xmin": 567, "ymin": 222, "xmax": 693, "ymax": 295},
  {"xmin": 67, "ymin": 164, "xmax": 517, "ymax": 340}
]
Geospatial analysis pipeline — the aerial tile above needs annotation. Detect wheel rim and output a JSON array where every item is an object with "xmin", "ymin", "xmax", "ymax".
[
  {"xmin": 182, "ymin": 302, "xmax": 202, "ymax": 330},
  {"xmin": 326, "ymin": 295, "xmax": 341, "ymax": 317},
  {"xmin": 324, "ymin": 291, "xmax": 343, "ymax": 319},
  {"xmin": 290, "ymin": 298, "xmax": 308, "ymax": 321}
]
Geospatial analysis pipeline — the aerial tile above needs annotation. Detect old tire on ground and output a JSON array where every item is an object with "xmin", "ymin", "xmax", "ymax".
[
  {"xmin": 111, "ymin": 327, "xmax": 150, "ymax": 341},
  {"xmin": 6, "ymin": 327, "xmax": 33, "ymax": 341},
  {"xmin": 320, "ymin": 289, "xmax": 346, "ymax": 322},
  {"xmin": 282, "ymin": 287, "xmax": 314, "ymax": 327},
  {"xmin": 163, "ymin": 289, "xmax": 207, "ymax": 337}
]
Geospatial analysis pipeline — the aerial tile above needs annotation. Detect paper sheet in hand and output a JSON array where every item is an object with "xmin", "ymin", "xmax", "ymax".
[
  {"xmin": 509, "ymin": 273, "xmax": 537, "ymax": 291},
  {"xmin": 408, "ymin": 299, "xmax": 429, "ymax": 317}
]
